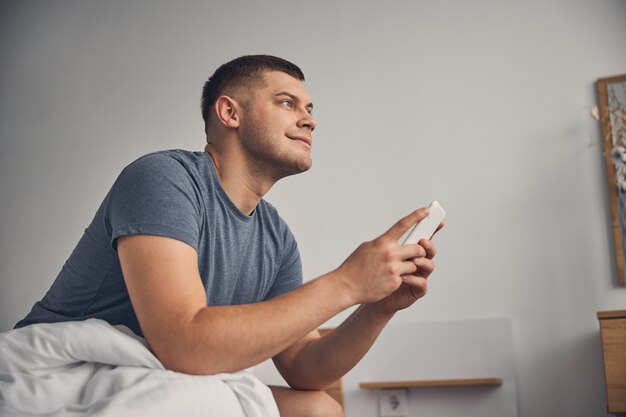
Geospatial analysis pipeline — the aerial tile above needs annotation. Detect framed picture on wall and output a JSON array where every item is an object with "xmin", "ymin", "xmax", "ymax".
[{"xmin": 597, "ymin": 74, "xmax": 626, "ymax": 287}]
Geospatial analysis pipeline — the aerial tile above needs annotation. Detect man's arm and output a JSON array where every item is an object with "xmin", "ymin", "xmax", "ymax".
[
  {"xmin": 272, "ymin": 238, "xmax": 439, "ymax": 390},
  {"xmin": 117, "ymin": 208, "xmax": 431, "ymax": 376}
]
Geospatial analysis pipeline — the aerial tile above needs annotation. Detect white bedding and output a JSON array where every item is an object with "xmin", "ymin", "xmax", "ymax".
[{"xmin": 0, "ymin": 319, "xmax": 280, "ymax": 417}]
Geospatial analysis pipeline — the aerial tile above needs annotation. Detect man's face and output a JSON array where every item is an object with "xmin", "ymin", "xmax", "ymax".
[{"xmin": 237, "ymin": 70, "xmax": 316, "ymax": 180}]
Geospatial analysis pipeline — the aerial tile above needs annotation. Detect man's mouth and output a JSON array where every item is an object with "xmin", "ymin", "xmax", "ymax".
[{"xmin": 287, "ymin": 135, "xmax": 312, "ymax": 149}]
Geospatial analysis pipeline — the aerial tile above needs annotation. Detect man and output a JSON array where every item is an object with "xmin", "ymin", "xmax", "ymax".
[{"xmin": 16, "ymin": 55, "xmax": 441, "ymax": 417}]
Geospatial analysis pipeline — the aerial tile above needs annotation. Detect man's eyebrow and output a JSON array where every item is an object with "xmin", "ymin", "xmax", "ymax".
[{"xmin": 274, "ymin": 91, "xmax": 314, "ymax": 110}]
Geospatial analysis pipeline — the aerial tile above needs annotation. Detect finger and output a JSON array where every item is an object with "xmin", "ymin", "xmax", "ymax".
[
  {"xmin": 418, "ymin": 239, "xmax": 437, "ymax": 259},
  {"xmin": 401, "ymin": 276, "xmax": 428, "ymax": 297},
  {"xmin": 412, "ymin": 257, "xmax": 435, "ymax": 277},
  {"xmin": 398, "ymin": 259, "xmax": 422, "ymax": 276},
  {"xmin": 398, "ymin": 243, "xmax": 427, "ymax": 260},
  {"xmin": 383, "ymin": 207, "xmax": 430, "ymax": 241}
]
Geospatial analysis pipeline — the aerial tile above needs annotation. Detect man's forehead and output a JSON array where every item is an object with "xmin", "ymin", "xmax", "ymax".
[{"xmin": 260, "ymin": 70, "xmax": 312, "ymax": 101}]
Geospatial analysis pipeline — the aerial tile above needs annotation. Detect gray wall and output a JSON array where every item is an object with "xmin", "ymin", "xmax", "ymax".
[{"xmin": 1, "ymin": 1, "xmax": 625, "ymax": 416}]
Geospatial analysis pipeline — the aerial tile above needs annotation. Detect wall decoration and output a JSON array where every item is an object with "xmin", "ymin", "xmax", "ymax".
[{"xmin": 597, "ymin": 74, "xmax": 626, "ymax": 287}]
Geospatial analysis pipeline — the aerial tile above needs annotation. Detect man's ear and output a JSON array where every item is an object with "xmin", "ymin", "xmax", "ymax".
[{"xmin": 214, "ymin": 96, "xmax": 241, "ymax": 128}]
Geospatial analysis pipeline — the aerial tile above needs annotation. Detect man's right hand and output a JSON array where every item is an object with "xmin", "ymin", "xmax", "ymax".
[{"xmin": 335, "ymin": 207, "xmax": 432, "ymax": 305}]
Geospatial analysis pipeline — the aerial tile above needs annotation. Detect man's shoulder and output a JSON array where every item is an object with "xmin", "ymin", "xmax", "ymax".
[
  {"xmin": 108, "ymin": 149, "xmax": 209, "ymax": 209},
  {"xmin": 126, "ymin": 149, "xmax": 204, "ymax": 170},
  {"xmin": 118, "ymin": 149, "xmax": 208, "ymax": 182}
]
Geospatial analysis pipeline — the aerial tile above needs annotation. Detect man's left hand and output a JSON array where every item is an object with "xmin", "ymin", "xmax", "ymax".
[{"xmin": 373, "ymin": 236, "xmax": 440, "ymax": 314}]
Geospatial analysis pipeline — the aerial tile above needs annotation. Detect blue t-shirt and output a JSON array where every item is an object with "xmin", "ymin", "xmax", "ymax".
[{"xmin": 15, "ymin": 150, "xmax": 303, "ymax": 336}]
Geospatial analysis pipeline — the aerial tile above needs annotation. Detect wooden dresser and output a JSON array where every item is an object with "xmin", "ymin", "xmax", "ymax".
[{"xmin": 598, "ymin": 310, "xmax": 626, "ymax": 414}]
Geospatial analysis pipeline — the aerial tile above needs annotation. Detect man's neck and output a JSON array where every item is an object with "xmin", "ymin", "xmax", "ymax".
[{"xmin": 204, "ymin": 143, "xmax": 274, "ymax": 216}]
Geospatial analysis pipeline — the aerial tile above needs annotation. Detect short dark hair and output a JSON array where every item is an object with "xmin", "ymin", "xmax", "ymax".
[{"xmin": 201, "ymin": 55, "xmax": 305, "ymax": 125}]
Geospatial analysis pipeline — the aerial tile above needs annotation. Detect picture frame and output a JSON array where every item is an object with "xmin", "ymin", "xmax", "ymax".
[{"xmin": 597, "ymin": 74, "xmax": 626, "ymax": 287}]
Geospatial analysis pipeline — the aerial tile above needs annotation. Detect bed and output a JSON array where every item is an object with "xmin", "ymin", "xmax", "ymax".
[{"xmin": 0, "ymin": 319, "xmax": 280, "ymax": 417}]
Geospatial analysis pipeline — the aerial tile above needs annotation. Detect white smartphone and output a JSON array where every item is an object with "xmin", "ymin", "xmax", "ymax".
[{"xmin": 401, "ymin": 201, "xmax": 446, "ymax": 245}]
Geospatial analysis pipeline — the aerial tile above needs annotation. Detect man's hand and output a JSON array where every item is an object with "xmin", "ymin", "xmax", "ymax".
[
  {"xmin": 274, "ymin": 211, "xmax": 443, "ymax": 390},
  {"xmin": 335, "ymin": 207, "xmax": 442, "ymax": 306},
  {"xmin": 373, "ymin": 235, "xmax": 441, "ymax": 314}
]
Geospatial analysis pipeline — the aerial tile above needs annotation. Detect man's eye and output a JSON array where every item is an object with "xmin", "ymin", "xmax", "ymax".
[{"xmin": 280, "ymin": 100, "xmax": 293, "ymax": 107}]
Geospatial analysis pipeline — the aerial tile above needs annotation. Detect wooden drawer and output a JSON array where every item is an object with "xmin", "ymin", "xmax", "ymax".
[{"xmin": 598, "ymin": 310, "xmax": 626, "ymax": 413}]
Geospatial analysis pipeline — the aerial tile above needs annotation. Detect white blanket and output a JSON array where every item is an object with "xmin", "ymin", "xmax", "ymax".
[{"xmin": 0, "ymin": 319, "xmax": 280, "ymax": 417}]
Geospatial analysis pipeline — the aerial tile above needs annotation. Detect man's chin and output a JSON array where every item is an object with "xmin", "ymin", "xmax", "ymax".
[
  {"xmin": 280, "ymin": 157, "xmax": 312, "ymax": 179},
  {"xmin": 298, "ymin": 155, "xmax": 313, "ymax": 173}
]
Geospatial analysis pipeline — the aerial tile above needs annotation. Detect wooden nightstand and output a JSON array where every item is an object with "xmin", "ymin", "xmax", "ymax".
[{"xmin": 598, "ymin": 310, "xmax": 626, "ymax": 414}]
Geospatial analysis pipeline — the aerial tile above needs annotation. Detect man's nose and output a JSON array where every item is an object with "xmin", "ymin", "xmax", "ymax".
[{"xmin": 298, "ymin": 112, "xmax": 317, "ymax": 132}]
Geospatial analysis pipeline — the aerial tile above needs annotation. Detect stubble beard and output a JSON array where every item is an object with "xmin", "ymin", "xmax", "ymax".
[{"xmin": 239, "ymin": 123, "xmax": 312, "ymax": 183}]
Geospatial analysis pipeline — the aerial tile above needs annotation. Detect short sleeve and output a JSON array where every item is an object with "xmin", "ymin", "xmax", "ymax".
[
  {"xmin": 264, "ymin": 223, "xmax": 303, "ymax": 300},
  {"xmin": 105, "ymin": 153, "xmax": 202, "ymax": 251}
]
